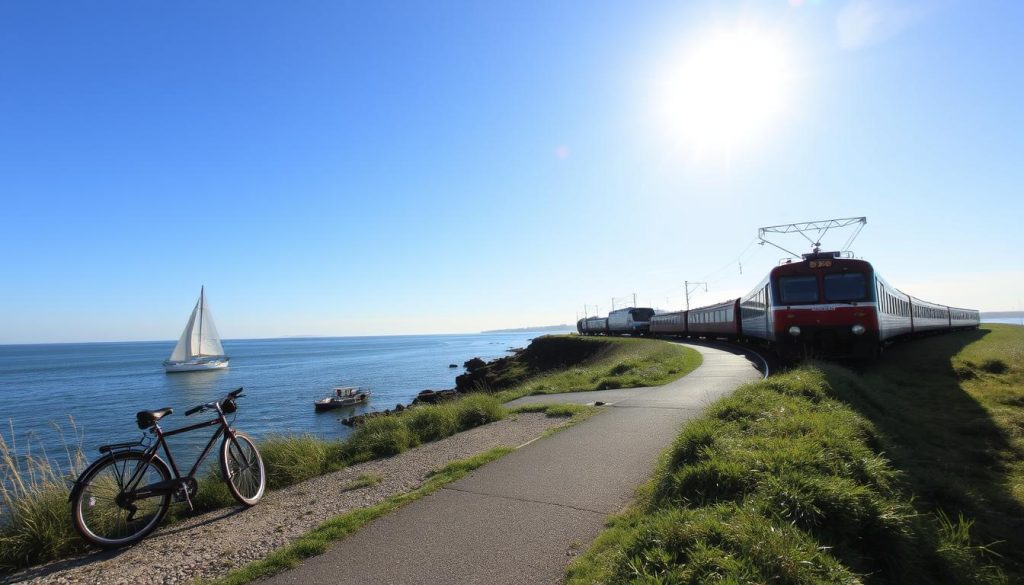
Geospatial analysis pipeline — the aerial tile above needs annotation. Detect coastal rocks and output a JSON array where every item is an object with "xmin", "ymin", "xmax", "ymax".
[
  {"xmin": 412, "ymin": 389, "xmax": 460, "ymax": 405},
  {"xmin": 463, "ymin": 357, "xmax": 487, "ymax": 372},
  {"xmin": 455, "ymin": 336, "xmax": 604, "ymax": 394},
  {"xmin": 340, "ymin": 403, "xmax": 405, "ymax": 427}
]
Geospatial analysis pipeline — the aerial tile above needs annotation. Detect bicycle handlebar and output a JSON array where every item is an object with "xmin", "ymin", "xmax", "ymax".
[{"xmin": 185, "ymin": 387, "xmax": 245, "ymax": 416}]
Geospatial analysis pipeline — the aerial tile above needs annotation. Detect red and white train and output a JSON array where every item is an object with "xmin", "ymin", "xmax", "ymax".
[{"xmin": 576, "ymin": 252, "xmax": 980, "ymax": 359}]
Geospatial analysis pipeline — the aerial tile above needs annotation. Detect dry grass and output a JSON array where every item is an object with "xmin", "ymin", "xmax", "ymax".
[{"xmin": 0, "ymin": 417, "xmax": 87, "ymax": 572}]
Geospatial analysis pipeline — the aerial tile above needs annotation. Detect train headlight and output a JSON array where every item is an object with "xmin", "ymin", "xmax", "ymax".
[
  {"xmin": 852, "ymin": 324, "xmax": 866, "ymax": 335},
  {"xmin": 788, "ymin": 326, "xmax": 801, "ymax": 336}
]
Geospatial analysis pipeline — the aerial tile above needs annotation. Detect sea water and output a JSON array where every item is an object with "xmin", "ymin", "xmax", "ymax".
[{"xmin": 0, "ymin": 331, "xmax": 565, "ymax": 472}]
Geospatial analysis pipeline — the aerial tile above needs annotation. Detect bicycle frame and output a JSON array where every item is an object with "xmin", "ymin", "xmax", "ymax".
[{"xmin": 116, "ymin": 409, "xmax": 242, "ymax": 503}]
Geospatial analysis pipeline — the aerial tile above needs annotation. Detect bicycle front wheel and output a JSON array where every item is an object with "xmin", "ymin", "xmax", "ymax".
[
  {"xmin": 220, "ymin": 431, "xmax": 265, "ymax": 506},
  {"xmin": 71, "ymin": 451, "xmax": 172, "ymax": 548}
]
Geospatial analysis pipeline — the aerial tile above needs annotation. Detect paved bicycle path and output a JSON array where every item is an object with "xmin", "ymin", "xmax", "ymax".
[{"xmin": 264, "ymin": 342, "xmax": 764, "ymax": 585}]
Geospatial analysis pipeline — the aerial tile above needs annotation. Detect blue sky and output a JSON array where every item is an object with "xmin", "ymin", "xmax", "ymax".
[{"xmin": 1, "ymin": 1, "xmax": 1022, "ymax": 343}]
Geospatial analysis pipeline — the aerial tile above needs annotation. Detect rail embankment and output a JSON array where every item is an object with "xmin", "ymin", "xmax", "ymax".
[
  {"xmin": 568, "ymin": 324, "xmax": 1024, "ymax": 584},
  {"xmin": 457, "ymin": 334, "xmax": 702, "ymax": 402}
]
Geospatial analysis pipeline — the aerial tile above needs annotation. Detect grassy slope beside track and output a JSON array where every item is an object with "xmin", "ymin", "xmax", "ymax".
[
  {"xmin": 454, "ymin": 335, "xmax": 702, "ymax": 403},
  {"xmin": 568, "ymin": 324, "xmax": 1024, "ymax": 584}
]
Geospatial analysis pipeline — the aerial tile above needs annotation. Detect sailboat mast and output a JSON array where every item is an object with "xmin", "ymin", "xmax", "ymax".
[{"xmin": 197, "ymin": 286, "xmax": 204, "ymax": 357}]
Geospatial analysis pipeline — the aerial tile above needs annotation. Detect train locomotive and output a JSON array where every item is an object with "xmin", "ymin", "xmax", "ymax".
[{"xmin": 577, "ymin": 252, "xmax": 980, "ymax": 359}]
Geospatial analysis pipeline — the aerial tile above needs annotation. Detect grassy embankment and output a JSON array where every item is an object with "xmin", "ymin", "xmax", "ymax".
[
  {"xmin": 455, "ymin": 334, "xmax": 703, "ymax": 402},
  {"xmin": 568, "ymin": 324, "xmax": 1024, "ymax": 584},
  {"xmin": 1, "ymin": 334, "xmax": 698, "ymax": 574}
]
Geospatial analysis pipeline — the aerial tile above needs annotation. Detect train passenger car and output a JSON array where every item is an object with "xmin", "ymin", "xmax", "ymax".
[
  {"xmin": 579, "ymin": 316, "xmax": 609, "ymax": 335},
  {"xmin": 949, "ymin": 306, "xmax": 981, "ymax": 330},
  {"xmin": 687, "ymin": 299, "xmax": 741, "ymax": 339},
  {"xmin": 910, "ymin": 296, "xmax": 951, "ymax": 334},
  {"xmin": 874, "ymin": 274, "xmax": 913, "ymax": 342},
  {"xmin": 607, "ymin": 307, "xmax": 656, "ymax": 335},
  {"xmin": 650, "ymin": 310, "xmax": 687, "ymax": 336},
  {"xmin": 740, "ymin": 274, "xmax": 773, "ymax": 344},
  {"xmin": 767, "ymin": 252, "xmax": 879, "ymax": 358}
]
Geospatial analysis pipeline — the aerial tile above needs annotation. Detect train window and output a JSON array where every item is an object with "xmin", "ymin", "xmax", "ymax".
[
  {"xmin": 824, "ymin": 273, "xmax": 867, "ymax": 302},
  {"xmin": 778, "ymin": 276, "xmax": 818, "ymax": 304}
]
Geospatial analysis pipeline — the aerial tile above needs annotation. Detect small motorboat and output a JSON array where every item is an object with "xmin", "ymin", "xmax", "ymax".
[{"xmin": 314, "ymin": 387, "xmax": 370, "ymax": 412}]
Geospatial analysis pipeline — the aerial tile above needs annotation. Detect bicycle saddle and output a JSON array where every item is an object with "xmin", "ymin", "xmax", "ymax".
[{"xmin": 136, "ymin": 407, "xmax": 173, "ymax": 429}]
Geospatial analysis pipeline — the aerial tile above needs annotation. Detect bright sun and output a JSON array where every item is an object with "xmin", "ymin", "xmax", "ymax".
[{"xmin": 655, "ymin": 26, "xmax": 795, "ymax": 158}]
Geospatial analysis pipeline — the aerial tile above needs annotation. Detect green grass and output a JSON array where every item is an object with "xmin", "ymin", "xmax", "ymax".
[
  {"xmin": 511, "ymin": 402, "xmax": 596, "ymax": 419},
  {"xmin": 567, "ymin": 326, "xmax": 1024, "ymax": 584},
  {"xmin": 206, "ymin": 447, "xmax": 515, "ymax": 585},
  {"xmin": 0, "ymin": 419, "xmax": 87, "ymax": 572},
  {"xmin": 491, "ymin": 336, "xmax": 702, "ymax": 403},
  {"xmin": 824, "ymin": 324, "xmax": 1024, "ymax": 580}
]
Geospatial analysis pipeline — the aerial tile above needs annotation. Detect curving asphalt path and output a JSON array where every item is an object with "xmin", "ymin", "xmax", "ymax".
[{"xmin": 263, "ymin": 342, "xmax": 764, "ymax": 585}]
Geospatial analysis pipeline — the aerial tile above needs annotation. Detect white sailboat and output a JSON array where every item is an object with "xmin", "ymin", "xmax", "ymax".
[{"xmin": 164, "ymin": 286, "xmax": 229, "ymax": 373}]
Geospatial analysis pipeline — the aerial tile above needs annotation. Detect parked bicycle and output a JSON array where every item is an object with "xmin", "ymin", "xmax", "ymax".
[{"xmin": 69, "ymin": 387, "xmax": 266, "ymax": 548}]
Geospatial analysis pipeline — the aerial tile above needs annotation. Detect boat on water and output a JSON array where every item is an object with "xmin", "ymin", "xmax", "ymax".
[
  {"xmin": 164, "ymin": 286, "xmax": 229, "ymax": 373},
  {"xmin": 314, "ymin": 387, "xmax": 370, "ymax": 412}
]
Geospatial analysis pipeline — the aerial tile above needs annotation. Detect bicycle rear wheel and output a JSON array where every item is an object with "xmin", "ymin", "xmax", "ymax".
[
  {"xmin": 71, "ymin": 452, "xmax": 172, "ymax": 548},
  {"xmin": 220, "ymin": 431, "xmax": 265, "ymax": 506}
]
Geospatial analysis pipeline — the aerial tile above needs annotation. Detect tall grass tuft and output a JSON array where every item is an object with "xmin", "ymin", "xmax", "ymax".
[
  {"xmin": 451, "ymin": 394, "xmax": 504, "ymax": 431},
  {"xmin": 343, "ymin": 416, "xmax": 418, "ymax": 463},
  {"xmin": 404, "ymin": 405, "xmax": 458, "ymax": 443},
  {"xmin": 260, "ymin": 434, "xmax": 343, "ymax": 490},
  {"xmin": 0, "ymin": 418, "xmax": 87, "ymax": 572}
]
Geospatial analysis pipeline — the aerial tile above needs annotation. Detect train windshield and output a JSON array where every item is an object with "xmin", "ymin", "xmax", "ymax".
[
  {"xmin": 778, "ymin": 276, "xmax": 818, "ymax": 304},
  {"xmin": 631, "ymin": 308, "xmax": 655, "ymax": 321},
  {"xmin": 824, "ymin": 273, "xmax": 868, "ymax": 302}
]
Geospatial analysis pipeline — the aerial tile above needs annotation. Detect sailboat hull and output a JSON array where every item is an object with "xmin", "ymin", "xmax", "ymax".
[{"xmin": 163, "ymin": 357, "xmax": 230, "ymax": 373}]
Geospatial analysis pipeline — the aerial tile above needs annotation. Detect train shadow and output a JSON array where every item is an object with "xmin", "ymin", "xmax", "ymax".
[{"xmin": 820, "ymin": 328, "xmax": 1024, "ymax": 574}]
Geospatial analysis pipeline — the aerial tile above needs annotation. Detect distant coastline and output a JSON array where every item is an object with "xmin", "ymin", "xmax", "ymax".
[{"xmin": 481, "ymin": 325, "xmax": 572, "ymax": 334}]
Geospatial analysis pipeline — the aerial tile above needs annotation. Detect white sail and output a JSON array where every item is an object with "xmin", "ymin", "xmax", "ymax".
[
  {"xmin": 168, "ymin": 302, "xmax": 199, "ymax": 362},
  {"xmin": 195, "ymin": 295, "xmax": 224, "ymax": 357},
  {"xmin": 166, "ymin": 287, "xmax": 227, "ymax": 369}
]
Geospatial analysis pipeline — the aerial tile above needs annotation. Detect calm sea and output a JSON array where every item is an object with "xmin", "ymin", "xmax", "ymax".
[{"xmin": 0, "ymin": 331, "xmax": 565, "ymax": 471}]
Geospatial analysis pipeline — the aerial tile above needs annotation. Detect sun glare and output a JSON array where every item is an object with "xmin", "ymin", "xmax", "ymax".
[{"xmin": 655, "ymin": 26, "xmax": 795, "ymax": 158}]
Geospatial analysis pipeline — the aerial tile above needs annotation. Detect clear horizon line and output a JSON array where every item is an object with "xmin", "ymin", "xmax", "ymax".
[{"xmin": 0, "ymin": 327, "xmax": 576, "ymax": 348}]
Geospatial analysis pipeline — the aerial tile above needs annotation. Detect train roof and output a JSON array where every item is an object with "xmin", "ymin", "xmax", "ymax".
[
  {"xmin": 770, "ymin": 253, "xmax": 874, "ymax": 277},
  {"xmin": 689, "ymin": 298, "xmax": 738, "ymax": 311},
  {"xmin": 609, "ymin": 307, "xmax": 654, "ymax": 314}
]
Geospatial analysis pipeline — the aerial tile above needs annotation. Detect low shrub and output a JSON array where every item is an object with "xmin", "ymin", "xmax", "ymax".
[
  {"xmin": 404, "ymin": 405, "xmax": 458, "ymax": 443},
  {"xmin": 260, "ymin": 434, "xmax": 341, "ymax": 490},
  {"xmin": 343, "ymin": 416, "xmax": 417, "ymax": 463},
  {"xmin": 1, "ymin": 422, "xmax": 86, "ymax": 573},
  {"xmin": 452, "ymin": 394, "xmax": 504, "ymax": 431},
  {"xmin": 0, "ymin": 483, "xmax": 81, "ymax": 572}
]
